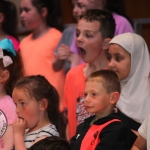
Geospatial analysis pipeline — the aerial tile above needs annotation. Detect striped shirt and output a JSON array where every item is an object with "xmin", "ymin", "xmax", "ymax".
[{"xmin": 24, "ymin": 124, "xmax": 59, "ymax": 148}]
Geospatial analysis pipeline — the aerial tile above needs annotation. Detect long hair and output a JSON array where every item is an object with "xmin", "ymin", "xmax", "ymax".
[
  {"xmin": 14, "ymin": 75, "xmax": 66, "ymax": 138},
  {"xmin": 0, "ymin": 0, "xmax": 19, "ymax": 40},
  {"xmin": 31, "ymin": 0, "xmax": 64, "ymax": 31}
]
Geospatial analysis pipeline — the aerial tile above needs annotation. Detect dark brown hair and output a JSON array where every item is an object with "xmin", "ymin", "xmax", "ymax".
[
  {"xmin": 80, "ymin": 9, "xmax": 116, "ymax": 38},
  {"xmin": 14, "ymin": 75, "xmax": 66, "ymax": 138}
]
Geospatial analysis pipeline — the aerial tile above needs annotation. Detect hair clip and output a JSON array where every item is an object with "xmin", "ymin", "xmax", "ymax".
[
  {"xmin": 0, "ymin": 38, "xmax": 16, "ymax": 56},
  {"xmin": 0, "ymin": 48, "xmax": 13, "ymax": 67}
]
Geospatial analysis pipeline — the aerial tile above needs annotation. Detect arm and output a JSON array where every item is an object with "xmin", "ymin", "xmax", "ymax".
[
  {"xmin": 13, "ymin": 118, "xmax": 27, "ymax": 150},
  {"xmin": 131, "ymin": 134, "xmax": 147, "ymax": 150},
  {"xmin": 53, "ymin": 44, "xmax": 72, "ymax": 71},
  {"xmin": 2, "ymin": 125, "xmax": 14, "ymax": 150}
]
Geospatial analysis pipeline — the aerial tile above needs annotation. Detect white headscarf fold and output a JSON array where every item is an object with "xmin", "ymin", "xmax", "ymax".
[{"xmin": 109, "ymin": 33, "xmax": 150, "ymax": 123}]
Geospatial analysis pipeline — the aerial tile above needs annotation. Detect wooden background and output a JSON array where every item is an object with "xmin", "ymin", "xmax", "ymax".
[{"xmin": 11, "ymin": 0, "xmax": 150, "ymax": 48}]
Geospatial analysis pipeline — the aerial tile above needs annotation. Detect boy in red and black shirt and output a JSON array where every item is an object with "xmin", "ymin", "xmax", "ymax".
[{"xmin": 70, "ymin": 70, "xmax": 136, "ymax": 150}]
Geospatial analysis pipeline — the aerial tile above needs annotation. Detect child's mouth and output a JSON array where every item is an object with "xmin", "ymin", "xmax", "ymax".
[{"xmin": 79, "ymin": 48, "xmax": 86, "ymax": 55}]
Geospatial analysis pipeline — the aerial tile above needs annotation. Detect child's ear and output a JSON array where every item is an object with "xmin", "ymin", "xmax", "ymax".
[
  {"xmin": 110, "ymin": 92, "xmax": 120, "ymax": 104},
  {"xmin": 40, "ymin": 99, "xmax": 48, "ymax": 110},
  {"xmin": 0, "ymin": 70, "xmax": 9, "ymax": 84},
  {"xmin": 41, "ymin": 7, "xmax": 48, "ymax": 18},
  {"xmin": 102, "ymin": 38, "xmax": 111, "ymax": 50},
  {"xmin": 0, "ymin": 13, "xmax": 4, "ymax": 23}
]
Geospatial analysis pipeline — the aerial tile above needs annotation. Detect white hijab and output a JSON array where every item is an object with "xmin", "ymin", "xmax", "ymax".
[{"xmin": 109, "ymin": 33, "xmax": 150, "ymax": 123}]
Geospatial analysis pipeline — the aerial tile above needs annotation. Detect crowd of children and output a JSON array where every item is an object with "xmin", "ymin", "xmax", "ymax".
[{"xmin": 0, "ymin": 0, "xmax": 150, "ymax": 150}]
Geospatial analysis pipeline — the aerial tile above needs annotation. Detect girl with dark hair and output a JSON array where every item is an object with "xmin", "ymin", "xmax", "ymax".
[
  {"xmin": 13, "ymin": 75, "xmax": 66, "ymax": 149},
  {"xmin": 0, "ymin": 0, "xmax": 20, "ymax": 51},
  {"xmin": 20, "ymin": 0, "xmax": 65, "ymax": 103},
  {"xmin": 0, "ymin": 38, "xmax": 23, "ymax": 149}
]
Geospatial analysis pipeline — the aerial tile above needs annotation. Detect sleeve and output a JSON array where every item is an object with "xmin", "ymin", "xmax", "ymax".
[
  {"xmin": 54, "ymin": 26, "xmax": 75, "ymax": 54},
  {"xmin": 95, "ymin": 122, "xmax": 136, "ymax": 150},
  {"xmin": 138, "ymin": 116, "xmax": 149, "ymax": 140}
]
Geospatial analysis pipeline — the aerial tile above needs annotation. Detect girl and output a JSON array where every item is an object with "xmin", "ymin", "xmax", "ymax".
[
  {"xmin": 0, "ymin": 0, "xmax": 20, "ymax": 51},
  {"xmin": 0, "ymin": 38, "xmax": 23, "ymax": 149},
  {"xmin": 13, "ymin": 75, "xmax": 66, "ymax": 150},
  {"xmin": 19, "ymin": 0, "xmax": 65, "ymax": 103},
  {"xmin": 107, "ymin": 32, "xmax": 150, "ymax": 131}
]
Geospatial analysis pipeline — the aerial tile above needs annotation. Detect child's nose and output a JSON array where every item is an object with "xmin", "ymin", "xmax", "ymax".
[
  {"xmin": 15, "ymin": 106, "xmax": 20, "ymax": 115},
  {"xmin": 108, "ymin": 60, "xmax": 115, "ymax": 70},
  {"xmin": 76, "ymin": 34, "xmax": 83, "ymax": 44},
  {"xmin": 84, "ymin": 95, "xmax": 91, "ymax": 104}
]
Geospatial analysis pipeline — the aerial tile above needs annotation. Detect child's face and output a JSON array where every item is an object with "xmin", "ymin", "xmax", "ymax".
[
  {"xmin": 20, "ymin": 0, "xmax": 43, "ymax": 29},
  {"xmin": 72, "ymin": 0, "xmax": 86, "ymax": 22},
  {"xmin": 12, "ymin": 88, "xmax": 42, "ymax": 129},
  {"xmin": 107, "ymin": 44, "xmax": 131, "ymax": 81},
  {"xmin": 84, "ymin": 78, "xmax": 112, "ymax": 119},
  {"xmin": 76, "ymin": 19, "xmax": 105, "ymax": 63},
  {"xmin": 78, "ymin": 0, "xmax": 102, "ymax": 11}
]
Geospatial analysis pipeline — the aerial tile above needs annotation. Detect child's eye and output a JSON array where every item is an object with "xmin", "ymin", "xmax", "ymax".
[
  {"xmin": 76, "ymin": 32, "xmax": 80, "ymax": 37},
  {"xmin": 83, "ymin": 93, "xmax": 87, "ymax": 98},
  {"xmin": 91, "ymin": 93, "xmax": 97, "ymax": 97},
  {"xmin": 86, "ymin": 34, "xmax": 92, "ymax": 38},
  {"xmin": 21, "ymin": 102, "xmax": 26, "ymax": 106},
  {"xmin": 107, "ymin": 54, "xmax": 111, "ymax": 61},
  {"xmin": 115, "ymin": 56, "xmax": 122, "ymax": 62}
]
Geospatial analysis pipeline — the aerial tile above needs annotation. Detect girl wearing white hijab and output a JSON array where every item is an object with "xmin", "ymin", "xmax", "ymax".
[{"xmin": 107, "ymin": 32, "xmax": 150, "ymax": 131}]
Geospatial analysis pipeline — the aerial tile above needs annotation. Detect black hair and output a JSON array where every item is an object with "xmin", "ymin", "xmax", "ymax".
[
  {"xmin": 13, "ymin": 75, "xmax": 66, "ymax": 138},
  {"xmin": 29, "ymin": 136, "xmax": 71, "ymax": 150},
  {"xmin": 80, "ymin": 9, "xmax": 116, "ymax": 38},
  {"xmin": 31, "ymin": 0, "xmax": 63, "ymax": 31},
  {"xmin": 0, "ymin": 0, "xmax": 19, "ymax": 40},
  {"xmin": 86, "ymin": 70, "xmax": 121, "ymax": 94}
]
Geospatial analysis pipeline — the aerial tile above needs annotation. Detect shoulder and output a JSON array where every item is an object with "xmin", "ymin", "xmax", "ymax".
[
  {"xmin": 49, "ymin": 28, "xmax": 62, "ymax": 37},
  {"xmin": 37, "ymin": 124, "xmax": 59, "ymax": 137},
  {"xmin": 63, "ymin": 25, "xmax": 76, "ymax": 34},
  {"xmin": 66, "ymin": 63, "xmax": 86, "ymax": 77},
  {"xmin": 7, "ymin": 35, "xmax": 20, "ymax": 51}
]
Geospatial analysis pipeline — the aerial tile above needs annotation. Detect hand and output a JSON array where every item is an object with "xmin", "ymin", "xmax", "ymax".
[
  {"xmin": 57, "ymin": 44, "xmax": 72, "ymax": 61},
  {"xmin": 13, "ymin": 118, "xmax": 27, "ymax": 137}
]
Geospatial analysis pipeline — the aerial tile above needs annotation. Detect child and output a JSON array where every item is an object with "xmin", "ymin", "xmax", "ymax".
[
  {"xmin": 107, "ymin": 32, "xmax": 150, "ymax": 131},
  {"xmin": 53, "ymin": 0, "xmax": 134, "ymax": 73},
  {"xmin": 19, "ymin": 0, "xmax": 65, "ymax": 103},
  {"xmin": 29, "ymin": 136, "xmax": 71, "ymax": 150},
  {"xmin": 53, "ymin": 0, "xmax": 85, "ymax": 73},
  {"xmin": 0, "ymin": 0, "xmax": 20, "ymax": 51},
  {"xmin": 0, "ymin": 38, "xmax": 23, "ymax": 149},
  {"xmin": 70, "ymin": 70, "xmax": 136, "ymax": 150},
  {"xmin": 12, "ymin": 75, "xmax": 66, "ymax": 149},
  {"xmin": 64, "ymin": 9, "xmax": 116, "ymax": 138},
  {"xmin": 131, "ymin": 114, "xmax": 149, "ymax": 150}
]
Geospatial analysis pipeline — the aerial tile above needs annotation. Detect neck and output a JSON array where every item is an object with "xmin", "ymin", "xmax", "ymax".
[
  {"xmin": 84, "ymin": 50, "xmax": 108, "ymax": 77},
  {"xmin": 32, "ymin": 23, "xmax": 50, "ymax": 39}
]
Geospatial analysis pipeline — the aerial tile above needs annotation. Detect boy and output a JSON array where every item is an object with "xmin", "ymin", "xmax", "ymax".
[
  {"xmin": 29, "ymin": 136, "xmax": 71, "ymax": 150},
  {"xmin": 70, "ymin": 70, "xmax": 136, "ymax": 150},
  {"xmin": 64, "ymin": 9, "xmax": 116, "ymax": 139}
]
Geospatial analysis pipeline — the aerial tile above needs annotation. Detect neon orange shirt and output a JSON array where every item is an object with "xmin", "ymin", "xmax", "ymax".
[{"xmin": 20, "ymin": 28, "xmax": 65, "ymax": 106}]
